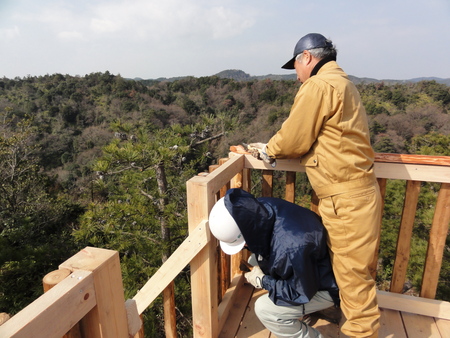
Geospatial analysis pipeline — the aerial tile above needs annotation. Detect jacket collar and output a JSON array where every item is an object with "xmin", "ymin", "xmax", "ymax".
[{"xmin": 310, "ymin": 55, "xmax": 336, "ymax": 77}]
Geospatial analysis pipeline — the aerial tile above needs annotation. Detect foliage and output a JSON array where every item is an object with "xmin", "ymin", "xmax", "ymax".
[{"xmin": 0, "ymin": 115, "xmax": 84, "ymax": 313}]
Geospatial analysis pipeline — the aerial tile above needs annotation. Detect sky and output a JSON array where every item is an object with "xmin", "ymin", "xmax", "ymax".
[{"xmin": 1, "ymin": 0, "xmax": 450, "ymax": 80}]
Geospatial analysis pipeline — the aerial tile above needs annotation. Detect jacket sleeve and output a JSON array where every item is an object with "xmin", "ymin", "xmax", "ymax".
[{"xmin": 266, "ymin": 80, "xmax": 331, "ymax": 159}]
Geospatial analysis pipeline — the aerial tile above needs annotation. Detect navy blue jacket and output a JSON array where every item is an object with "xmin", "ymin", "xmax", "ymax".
[{"xmin": 224, "ymin": 189, "xmax": 339, "ymax": 307}]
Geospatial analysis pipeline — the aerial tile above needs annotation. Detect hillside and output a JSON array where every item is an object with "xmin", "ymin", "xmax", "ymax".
[{"xmin": 134, "ymin": 69, "xmax": 450, "ymax": 86}]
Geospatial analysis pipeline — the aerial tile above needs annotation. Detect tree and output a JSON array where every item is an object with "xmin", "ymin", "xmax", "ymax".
[
  {"xmin": 0, "ymin": 114, "xmax": 83, "ymax": 314},
  {"xmin": 73, "ymin": 120, "xmax": 223, "ymax": 336}
]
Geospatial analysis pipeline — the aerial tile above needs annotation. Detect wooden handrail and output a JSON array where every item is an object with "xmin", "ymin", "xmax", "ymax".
[
  {"xmin": 0, "ymin": 270, "xmax": 95, "ymax": 337},
  {"xmin": 375, "ymin": 153, "xmax": 450, "ymax": 166},
  {"xmin": 131, "ymin": 221, "xmax": 209, "ymax": 314}
]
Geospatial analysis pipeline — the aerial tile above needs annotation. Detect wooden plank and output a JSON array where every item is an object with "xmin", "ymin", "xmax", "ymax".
[
  {"xmin": 0, "ymin": 270, "xmax": 95, "ymax": 338},
  {"xmin": 285, "ymin": 171, "xmax": 296, "ymax": 203},
  {"xmin": 60, "ymin": 247, "xmax": 129, "ymax": 338},
  {"xmin": 375, "ymin": 153, "xmax": 450, "ymax": 166},
  {"xmin": 373, "ymin": 162, "xmax": 450, "ymax": 183},
  {"xmin": 435, "ymin": 318, "xmax": 450, "ymax": 337},
  {"xmin": 377, "ymin": 290, "xmax": 450, "ymax": 319},
  {"xmin": 262, "ymin": 170, "xmax": 273, "ymax": 197},
  {"xmin": 391, "ymin": 180, "xmax": 421, "ymax": 293},
  {"xmin": 131, "ymin": 221, "xmax": 209, "ymax": 314},
  {"xmin": 236, "ymin": 288, "xmax": 270, "ymax": 338},
  {"xmin": 219, "ymin": 282, "xmax": 255, "ymax": 338},
  {"xmin": 421, "ymin": 182, "xmax": 450, "ymax": 299},
  {"xmin": 378, "ymin": 308, "xmax": 407, "ymax": 338},
  {"xmin": 401, "ymin": 311, "xmax": 441, "ymax": 338},
  {"xmin": 186, "ymin": 178, "xmax": 219, "ymax": 338}
]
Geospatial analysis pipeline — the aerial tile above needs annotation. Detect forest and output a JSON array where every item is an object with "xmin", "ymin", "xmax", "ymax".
[{"xmin": 1, "ymin": 72, "xmax": 449, "ymax": 336}]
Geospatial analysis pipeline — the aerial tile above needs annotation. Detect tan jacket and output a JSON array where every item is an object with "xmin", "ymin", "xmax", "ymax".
[{"xmin": 266, "ymin": 61, "xmax": 376, "ymax": 198}]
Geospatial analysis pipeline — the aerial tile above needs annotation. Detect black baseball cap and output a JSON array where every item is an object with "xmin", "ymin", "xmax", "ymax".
[{"xmin": 282, "ymin": 33, "xmax": 333, "ymax": 69}]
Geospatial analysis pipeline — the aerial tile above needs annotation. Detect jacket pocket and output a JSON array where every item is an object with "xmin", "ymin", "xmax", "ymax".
[{"xmin": 301, "ymin": 154, "xmax": 318, "ymax": 167}]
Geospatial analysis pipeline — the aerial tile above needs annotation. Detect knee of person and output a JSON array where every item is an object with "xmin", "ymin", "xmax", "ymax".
[{"xmin": 254, "ymin": 296, "xmax": 267, "ymax": 318}]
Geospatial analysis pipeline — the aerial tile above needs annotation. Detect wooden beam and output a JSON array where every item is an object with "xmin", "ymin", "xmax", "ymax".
[
  {"xmin": 0, "ymin": 270, "xmax": 95, "ymax": 338},
  {"xmin": 131, "ymin": 221, "xmax": 209, "ymax": 314},
  {"xmin": 373, "ymin": 162, "xmax": 450, "ymax": 183},
  {"xmin": 421, "ymin": 182, "xmax": 450, "ymax": 299},
  {"xmin": 375, "ymin": 153, "xmax": 450, "ymax": 166},
  {"xmin": 377, "ymin": 290, "xmax": 450, "ymax": 320}
]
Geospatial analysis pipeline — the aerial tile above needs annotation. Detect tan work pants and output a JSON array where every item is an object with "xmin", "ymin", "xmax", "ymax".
[{"xmin": 319, "ymin": 184, "xmax": 382, "ymax": 338}]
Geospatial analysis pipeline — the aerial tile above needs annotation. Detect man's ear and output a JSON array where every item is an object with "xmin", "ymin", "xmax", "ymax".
[{"xmin": 304, "ymin": 51, "xmax": 313, "ymax": 65}]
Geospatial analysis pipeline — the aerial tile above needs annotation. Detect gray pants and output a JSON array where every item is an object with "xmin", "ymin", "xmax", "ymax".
[{"xmin": 254, "ymin": 290, "xmax": 334, "ymax": 338}]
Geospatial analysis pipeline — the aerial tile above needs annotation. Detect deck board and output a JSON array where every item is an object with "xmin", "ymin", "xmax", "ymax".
[
  {"xmin": 219, "ymin": 283, "xmax": 255, "ymax": 338},
  {"xmin": 227, "ymin": 287, "xmax": 448, "ymax": 338},
  {"xmin": 401, "ymin": 312, "xmax": 441, "ymax": 338},
  {"xmin": 235, "ymin": 289, "xmax": 270, "ymax": 338}
]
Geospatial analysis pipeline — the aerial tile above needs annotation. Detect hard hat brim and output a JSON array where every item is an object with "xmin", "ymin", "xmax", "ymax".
[{"xmin": 219, "ymin": 240, "xmax": 245, "ymax": 255}]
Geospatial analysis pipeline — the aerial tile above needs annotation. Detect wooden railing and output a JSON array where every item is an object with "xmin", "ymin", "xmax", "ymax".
[{"xmin": 0, "ymin": 153, "xmax": 449, "ymax": 337}]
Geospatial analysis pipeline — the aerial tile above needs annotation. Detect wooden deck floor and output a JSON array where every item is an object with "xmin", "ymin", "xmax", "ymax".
[{"xmin": 219, "ymin": 283, "xmax": 450, "ymax": 338}]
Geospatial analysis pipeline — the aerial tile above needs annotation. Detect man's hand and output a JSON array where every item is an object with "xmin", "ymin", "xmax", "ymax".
[
  {"xmin": 244, "ymin": 265, "xmax": 265, "ymax": 289},
  {"xmin": 247, "ymin": 143, "xmax": 276, "ymax": 165}
]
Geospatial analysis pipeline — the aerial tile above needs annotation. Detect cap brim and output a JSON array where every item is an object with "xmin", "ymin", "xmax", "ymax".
[
  {"xmin": 281, "ymin": 56, "xmax": 296, "ymax": 70},
  {"xmin": 219, "ymin": 240, "xmax": 245, "ymax": 255}
]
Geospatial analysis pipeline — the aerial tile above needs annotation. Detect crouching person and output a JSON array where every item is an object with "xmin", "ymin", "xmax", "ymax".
[{"xmin": 209, "ymin": 188, "xmax": 340, "ymax": 338}]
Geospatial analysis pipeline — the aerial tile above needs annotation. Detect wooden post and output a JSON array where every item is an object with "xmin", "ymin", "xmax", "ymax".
[
  {"xmin": 262, "ymin": 170, "xmax": 273, "ymax": 197},
  {"xmin": 43, "ymin": 269, "xmax": 82, "ymax": 338},
  {"xmin": 390, "ymin": 180, "xmax": 421, "ymax": 293},
  {"xmin": 285, "ymin": 171, "xmax": 296, "ymax": 203},
  {"xmin": 187, "ymin": 175, "xmax": 219, "ymax": 337},
  {"xmin": 163, "ymin": 282, "xmax": 177, "ymax": 337},
  {"xmin": 421, "ymin": 182, "xmax": 450, "ymax": 299},
  {"xmin": 230, "ymin": 169, "xmax": 247, "ymax": 278},
  {"xmin": 210, "ymin": 161, "xmax": 231, "ymax": 300},
  {"xmin": 60, "ymin": 247, "xmax": 129, "ymax": 338}
]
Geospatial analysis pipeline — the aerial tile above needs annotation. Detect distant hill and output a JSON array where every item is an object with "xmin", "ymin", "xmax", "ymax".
[{"xmin": 134, "ymin": 70, "xmax": 450, "ymax": 86}]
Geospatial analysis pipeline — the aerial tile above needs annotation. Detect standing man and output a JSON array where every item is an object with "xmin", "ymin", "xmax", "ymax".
[
  {"xmin": 250, "ymin": 33, "xmax": 382, "ymax": 337},
  {"xmin": 209, "ymin": 188, "xmax": 340, "ymax": 338}
]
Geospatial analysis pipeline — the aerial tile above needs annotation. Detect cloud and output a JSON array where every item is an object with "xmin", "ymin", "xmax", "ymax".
[
  {"xmin": 0, "ymin": 26, "xmax": 20, "ymax": 41},
  {"xmin": 88, "ymin": 0, "xmax": 255, "ymax": 41},
  {"xmin": 58, "ymin": 30, "xmax": 84, "ymax": 40}
]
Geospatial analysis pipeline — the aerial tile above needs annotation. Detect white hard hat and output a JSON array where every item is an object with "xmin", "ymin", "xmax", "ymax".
[{"xmin": 209, "ymin": 197, "xmax": 245, "ymax": 255}]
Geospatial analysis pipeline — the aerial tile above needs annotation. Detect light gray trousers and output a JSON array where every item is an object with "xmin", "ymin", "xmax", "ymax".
[{"xmin": 254, "ymin": 290, "xmax": 334, "ymax": 338}]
